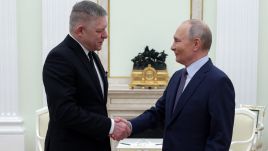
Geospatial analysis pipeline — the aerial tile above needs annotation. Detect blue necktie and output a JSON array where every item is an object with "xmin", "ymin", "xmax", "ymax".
[{"xmin": 173, "ymin": 69, "xmax": 188, "ymax": 112}]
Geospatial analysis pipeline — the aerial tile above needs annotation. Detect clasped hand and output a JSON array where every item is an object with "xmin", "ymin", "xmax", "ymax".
[{"xmin": 110, "ymin": 117, "xmax": 132, "ymax": 141}]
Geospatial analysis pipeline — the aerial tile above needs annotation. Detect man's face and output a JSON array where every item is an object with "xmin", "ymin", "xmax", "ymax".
[
  {"xmin": 171, "ymin": 23, "xmax": 195, "ymax": 66},
  {"xmin": 81, "ymin": 16, "xmax": 108, "ymax": 51}
]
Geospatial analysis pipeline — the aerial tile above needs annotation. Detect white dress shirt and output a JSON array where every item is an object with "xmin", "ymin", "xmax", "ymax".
[{"xmin": 183, "ymin": 55, "xmax": 209, "ymax": 90}]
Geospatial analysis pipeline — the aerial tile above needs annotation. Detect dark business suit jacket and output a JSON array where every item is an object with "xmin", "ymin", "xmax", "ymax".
[
  {"xmin": 43, "ymin": 35, "xmax": 111, "ymax": 151},
  {"xmin": 130, "ymin": 59, "xmax": 235, "ymax": 151}
]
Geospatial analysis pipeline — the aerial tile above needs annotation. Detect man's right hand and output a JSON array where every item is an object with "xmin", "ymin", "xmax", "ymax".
[{"xmin": 110, "ymin": 117, "xmax": 132, "ymax": 141}]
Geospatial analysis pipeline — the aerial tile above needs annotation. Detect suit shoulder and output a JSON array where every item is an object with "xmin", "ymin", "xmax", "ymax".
[
  {"xmin": 207, "ymin": 65, "xmax": 234, "ymax": 88},
  {"xmin": 47, "ymin": 42, "xmax": 73, "ymax": 57},
  {"xmin": 209, "ymin": 65, "xmax": 229, "ymax": 79},
  {"xmin": 44, "ymin": 42, "xmax": 78, "ymax": 66},
  {"xmin": 46, "ymin": 35, "xmax": 79, "ymax": 57}
]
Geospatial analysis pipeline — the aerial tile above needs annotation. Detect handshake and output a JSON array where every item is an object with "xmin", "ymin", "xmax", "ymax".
[{"xmin": 110, "ymin": 117, "xmax": 132, "ymax": 141}]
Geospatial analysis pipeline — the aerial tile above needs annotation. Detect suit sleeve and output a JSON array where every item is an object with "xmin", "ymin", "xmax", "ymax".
[
  {"xmin": 130, "ymin": 93, "xmax": 166, "ymax": 135},
  {"xmin": 129, "ymin": 72, "xmax": 178, "ymax": 135},
  {"xmin": 43, "ymin": 51, "xmax": 111, "ymax": 140},
  {"xmin": 205, "ymin": 76, "xmax": 235, "ymax": 151}
]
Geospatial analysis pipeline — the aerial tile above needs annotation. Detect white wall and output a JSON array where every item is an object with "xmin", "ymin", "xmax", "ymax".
[
  {"xmin": 258, "ymin": 0, "xmax": 268, "ymax": 149},
  {"xmin": 109, "ymin": 0, "xmax": 190, "ymax": 77},
  {"xmin": 17, "ymin": 0, "xmax": 43, "ymax": 151}
]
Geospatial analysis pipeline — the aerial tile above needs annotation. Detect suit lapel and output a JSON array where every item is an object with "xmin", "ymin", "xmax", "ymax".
[
  {"xmin": 64, "ymin": 35, "xmax": 104, "ymax": 100},
  {"xmin": 166, "ymin": 71, "xmax": 183, "ymax": 120},
  {"xmin": 168, "ymin": 60, "xmax": 212, "ymax": 125}
]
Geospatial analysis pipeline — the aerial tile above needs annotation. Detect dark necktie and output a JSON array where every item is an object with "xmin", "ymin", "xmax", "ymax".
[
  {"xmin": 88, "ymin": 52, "xmax": 105, "ymax": 97},
  {"xmin": 173, "ymin": 69, "xmax": 188, "ymax": 112},
  {"xmin": 88, "ymin": 52, "xmax": 100, "ymax": 83},
  {"xmin": 88, "ymin": 52, "xmax": 94, "ymax": 67}
]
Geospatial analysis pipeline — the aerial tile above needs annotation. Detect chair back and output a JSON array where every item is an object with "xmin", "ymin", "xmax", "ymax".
[
  {"xmin": 239, "ymin": 104, "xmax": 266, "ymax": 151},
  {"xmin": 230, "ymin": 108, "xmax": 257, "ymax": 151},
  {"xmin": 36, "ymin": 107, "xmax": 49, "ymax": 151}
]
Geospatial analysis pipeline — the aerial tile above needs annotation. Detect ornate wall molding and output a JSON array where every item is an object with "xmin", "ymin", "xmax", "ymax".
[
  {"xmin": 216, "ymin": 0, "xmax": 259, "ymax": 105},
  {"xmin": 191, "ymin": 0, "xmax": 203, "ymax": 19},
  {"xmin": 0, "ymin": 0, "xmax": 24, "ymax": 150},
  {"xmin": 0, "ymin": 0, "xmax": 19, "ymax": 118}
]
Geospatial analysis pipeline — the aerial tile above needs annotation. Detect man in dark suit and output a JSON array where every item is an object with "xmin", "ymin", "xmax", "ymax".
[
  {"xmin": 114, "ymin": 19, "xmax": 235, "ymax": 151},
  {"xmin": 43, "ymin": 1, "xmax": 130, "ymax": 151}
]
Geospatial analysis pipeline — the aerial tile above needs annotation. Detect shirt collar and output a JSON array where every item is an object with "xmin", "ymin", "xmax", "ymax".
[{"xmin": 185, "ymin": 55, "xmax": 209, "ymax": 79}]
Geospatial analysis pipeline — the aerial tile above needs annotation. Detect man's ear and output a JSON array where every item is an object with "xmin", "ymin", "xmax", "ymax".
[
  {"xmin": 193, "ymin": 38, "xmax": 201, "ymax": 51},
  {"xmin": 74, "ymin": 25, "xmax": 84, "ymax": 37}
]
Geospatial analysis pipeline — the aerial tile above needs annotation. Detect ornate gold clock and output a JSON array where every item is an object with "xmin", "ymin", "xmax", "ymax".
[
  {"xmin": 129, "ymin": 46, "xmax": 169, "ymax": 89},
  {"xmin": 129, "ymin": 64, "xmax": 169, "ymax": 89}
]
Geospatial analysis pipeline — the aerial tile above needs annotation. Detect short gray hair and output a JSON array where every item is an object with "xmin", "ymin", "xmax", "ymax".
[
  {"xmin": 69, "ymin": 1, "xmax": 107, "ymax": 32},
  {"xmin": 186, "ymin": 19, "xmax": 212, "ymax": 51}
]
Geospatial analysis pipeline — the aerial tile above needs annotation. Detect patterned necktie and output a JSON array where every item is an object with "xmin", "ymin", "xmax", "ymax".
[{"xmin": 173, "ymin": 69, "xmax": 188, "ymax": 112}]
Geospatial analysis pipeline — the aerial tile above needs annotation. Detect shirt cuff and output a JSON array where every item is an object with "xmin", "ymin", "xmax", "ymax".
[
  {"xmin": 127, "ymin": 121, "xmax": 132, "ymax": 133},
  {"xmin": 109, "ymin": 118, "xmax": 115, "ymax": 134}
]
